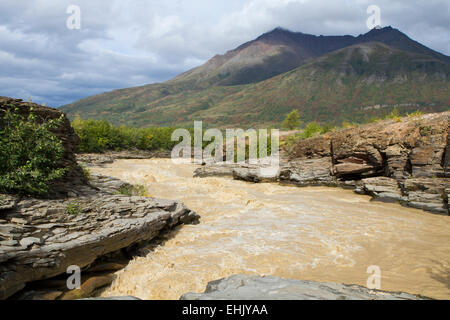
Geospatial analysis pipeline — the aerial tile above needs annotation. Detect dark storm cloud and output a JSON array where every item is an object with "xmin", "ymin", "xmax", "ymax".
[{"xmin": 0, "ymin": 0, "xmax": 448, "ymax": 107}]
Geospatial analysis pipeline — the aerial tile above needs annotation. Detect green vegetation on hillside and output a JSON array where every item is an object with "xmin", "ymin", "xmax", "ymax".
[
  {"xmin": 73, "ymin": 117, "xmax": 180, "ymax": 153},
  {"xmin": 61, "ymin": 43, "xmax": 450, "ymax": 129},
  {"xmin": 72, "ymin": 117, "xmax": 274, "ymax": 159},
  {"xmin": 0, "ymin": 107, "xmax": 66, "ymax": 196}
]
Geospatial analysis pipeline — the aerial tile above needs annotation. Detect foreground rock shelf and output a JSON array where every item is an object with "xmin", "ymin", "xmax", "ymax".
[
  {"xmin": 0, "ymin": 175, "xmax": 199, "ymax": 300},
  {"xmin": 195, "ymin": 112, "xmax": 449, "ymax": 215},
  {"xmin": 180, "ymin": 274, "xmax": 426, "ymax": 300}
]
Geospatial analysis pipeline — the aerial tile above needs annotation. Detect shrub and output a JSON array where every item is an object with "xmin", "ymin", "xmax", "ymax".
[
  {"xmin": 0, "ymin": 107, "xmax": 66, "ymax": 196},
  {"xmin": 72, "ymin": 117, "xmax": 180, "ymax": 153},
  {"xmin": 342, "ymin": 121, "xmax": 357, "ymax": 129},
  {"xmin": 385, "ymin": 107, "xmax": 402, "ymax": 122},
  {"xmin": 407, "ymin": 110, "xmax": 424, "ymax": 118},
  {"xmin": 117, "ymin": 183, "xmax": 148, "ymax": 197},
  {"xmin": 65, "ymin": 201, "xmax": 82, "ymax": 215},
  {"xmin": 302, "ymin": 122, "xmax": 324, "ymax": 138},
  {"xmin": 281, "ymin": 121, "xmax": 327, "ymax": 151},
  {"xmin": 420, "ymin": 126, "xmax": 433, "ymax": 136},
  {"xmin": 281, "ymin": 109, "xmax": 301, "ymax": 130}
]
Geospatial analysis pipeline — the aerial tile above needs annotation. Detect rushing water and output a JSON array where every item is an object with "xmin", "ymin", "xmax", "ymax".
[{"xmin": 90, "ymin": 159, "xmax": 450, "ymax": 300}]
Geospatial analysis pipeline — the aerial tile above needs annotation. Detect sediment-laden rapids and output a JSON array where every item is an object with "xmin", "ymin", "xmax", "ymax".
[{"xmin": 90, "ymin": 159, "xmax": 450, "ymax": 300}]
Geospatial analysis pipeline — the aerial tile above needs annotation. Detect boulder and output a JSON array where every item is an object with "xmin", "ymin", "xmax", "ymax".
[
  {"xmin": 280, "ymin": 158, "xmax": 336, "ymax": 186},
  {"xmin": 356, "ymin": 177, "xmax": 404, "ymax": 202},
  {"xmin": 180, "ymin": 274, "xmax": 425, "ymax": 300}
]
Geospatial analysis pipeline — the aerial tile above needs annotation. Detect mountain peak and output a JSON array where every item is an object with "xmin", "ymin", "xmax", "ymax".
[
  {"xmin": 267, "ymin": 27, "xmax": 293, "ymax": 33},
  {"xmin": 358, "ymin": 26, "xmax": 449, "ymax": 63},
  {"xmin": 256, "ymin": 27, "xmax": 299, "ymax": 40}
]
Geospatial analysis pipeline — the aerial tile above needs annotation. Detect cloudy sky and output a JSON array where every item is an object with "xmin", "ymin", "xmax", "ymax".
[{"xmin": 0, "ymin": 0, "xmax": 449, "ymax": 107}]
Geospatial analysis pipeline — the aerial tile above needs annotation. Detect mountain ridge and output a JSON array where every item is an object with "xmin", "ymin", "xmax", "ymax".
[{"xmin": 61, "ymin": 26, "xmax": 450, "ymax": 128}]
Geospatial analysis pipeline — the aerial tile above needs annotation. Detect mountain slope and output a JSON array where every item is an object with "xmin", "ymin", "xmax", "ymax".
[
  {"xmin": 194, "ymin": 42, "xmax": 450, "ymax": 127},
  {"xmin": 171, "ymin": 27, "xmax": 356, "ymax": 87},
  {"xmin": 61, "ymin": 27, "xmax": 450, "ymax": 128},
  {"xmin": 355, "ymin": 27, "xmax": 450, "ymax": 63}
]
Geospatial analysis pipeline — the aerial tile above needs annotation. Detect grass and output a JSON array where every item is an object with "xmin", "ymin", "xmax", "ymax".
[
  {"xmin": 80, "ymin": 164, "xmax": 91, "ymax": 181},
  {"xmin": 117, "ymin": 184, "xmax": 148, "ymax": 197},
  {"xmin": 65, "ymin": 201, "xmax": 82, "ymax": 215}
]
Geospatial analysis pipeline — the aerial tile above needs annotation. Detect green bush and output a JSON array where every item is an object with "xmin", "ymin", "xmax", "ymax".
[
  {"xmin": 0, "ymin": 107, "xmax": 66, "ymax": 196},
  {"xmin": 72, "ymin": 117, "xmax": 180, "ymax": 153},
  {"xmin": 281, "ymin": 109, "xmax": 301, "ymax": 130},
  {"xmin": 281, "ymin": 121, "xmax": 328, "ymax": 151},
  {"xmin": 117, "ymin": 184, "xmax": 148, "ymax": 196},
  {"xmin": 302, "ymin": 122, "xmax": 325, "ymax": 138},
  {"xmin": 65, "ymin": 201, "xmax": 82, "ymax": 215},
  {"xmin": 385, "ymin": 107, "xmax": 402, "ymax": 122},
  {"xmin": 72, "ymin": 117, "xmax": 273, "ymax": 160}
]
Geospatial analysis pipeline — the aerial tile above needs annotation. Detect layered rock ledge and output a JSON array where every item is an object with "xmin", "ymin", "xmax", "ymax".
[
  {"xmin": 180, "ymin": 274, "xmax": 426, "ymax": 300},
  {"xmin": 77, "ymin": 150, "xmax": 172, "ymax": 168},
  {"xmin": 195, "ymin": 112, "xmax": 449, "ymax": 215},
  {"xmin": 0, "ymin": 175, "xmax": 199, "ymax": 299}
]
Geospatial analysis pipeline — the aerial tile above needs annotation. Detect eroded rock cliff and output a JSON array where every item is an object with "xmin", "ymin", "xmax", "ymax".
[{"xmin": 195, "ymin": 111, "xmax": 449, "ymax": 214}]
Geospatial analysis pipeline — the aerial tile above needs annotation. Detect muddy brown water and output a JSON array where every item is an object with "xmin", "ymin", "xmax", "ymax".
[{"xmin": 90, "ymin": 159, "xmax": 450, "ymax": 300}]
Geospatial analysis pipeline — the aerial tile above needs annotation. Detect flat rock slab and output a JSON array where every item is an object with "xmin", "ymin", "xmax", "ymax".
[
  {"xmin": 0, "ymin": 188, "xmax": 199, "ymax": 300},
  {"xmin": 180, "ymin": 274, "xmax": 425, "ymax": 300}
]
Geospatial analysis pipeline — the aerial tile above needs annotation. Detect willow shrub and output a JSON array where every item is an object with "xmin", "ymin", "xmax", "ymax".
[
  {"xmin": 72, "ymin": 117, "xmax": 180, "ymax": 153},
  {"xmin": 0, "ymin": 107, "xmax": 66, "ymax": 196},
  {"xmin": 72, "ymin": 117, "xmax": 274, "ymax": 161}
]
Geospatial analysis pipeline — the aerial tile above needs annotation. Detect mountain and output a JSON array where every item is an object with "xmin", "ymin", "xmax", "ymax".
[
  {"xmin": 171, "ymin": 27, "xmax": 356, "ymax": 87},
  {"xmin": 61, "ymin": 26, "xmax": 450, "ymax": 128}
]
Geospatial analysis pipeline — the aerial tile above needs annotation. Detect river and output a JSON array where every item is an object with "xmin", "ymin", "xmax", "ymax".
[{"xmin": 90, "ymin": 159, "xmax": 450, "ymax": 300}]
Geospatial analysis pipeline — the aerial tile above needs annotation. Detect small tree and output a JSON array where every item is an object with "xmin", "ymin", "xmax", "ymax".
[{"xmin": 282, "ymin": 109, "xmax": 301, "ymax": 130}]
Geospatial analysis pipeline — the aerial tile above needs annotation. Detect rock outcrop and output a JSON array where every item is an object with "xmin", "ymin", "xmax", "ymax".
[
  {"xmin": 0, "ymin": 98, "xmax": 200, "ymax": 299},
  {"xmin": 194, "ymin": 112, "xmax": 449, "ymax": 214},
  {"xmin": 0, "ymin": 176, "xmax": 199, "ymax": 299},
  {"xmin": 77, "ymin": 150, "xmax": 172, "ymax": 168},
  {"xmin": 180, "ymin": 274, "xmax": 426, "ymax": 300},
  {"xmin": 0, "ymin": 97, "xmax": 86, "ymax": 196}
]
